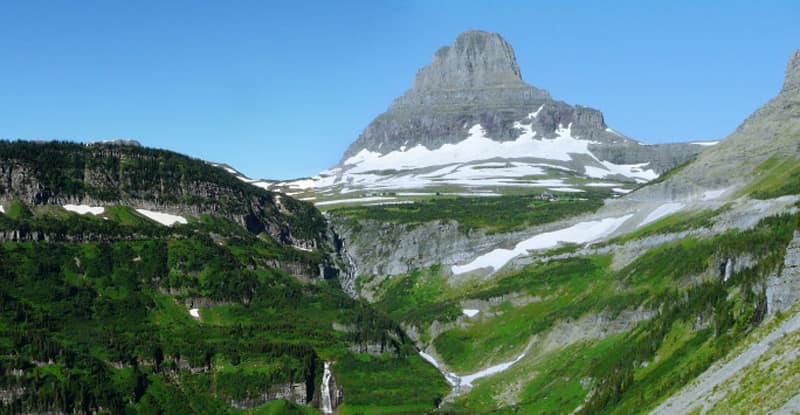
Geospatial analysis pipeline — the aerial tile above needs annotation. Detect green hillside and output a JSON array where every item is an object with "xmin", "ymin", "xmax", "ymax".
[{"xmin": 0, "ymin": 143, "xmax": 447, "ymax": 415}]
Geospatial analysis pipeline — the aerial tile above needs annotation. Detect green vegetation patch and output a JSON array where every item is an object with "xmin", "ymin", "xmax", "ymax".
[
  {"xmin": 743, "ymin": 155, "xmax": 800, "ymax": 199},
  {"xmin": 0, "ymin": 211, "xmax": 446, "ymax": 414},
  {"xmin": 431, "ymin": 256, "xmax": 646, "ymax": 373},
  {"xmin": 335, "ymin": 353, "xmax": 449, "ymax": 414},
  {"xmin": 330, "ymin": 193, "xmax": 604, "ymax": 234}
]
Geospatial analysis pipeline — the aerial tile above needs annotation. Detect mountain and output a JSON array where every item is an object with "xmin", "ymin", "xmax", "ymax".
[
  {"xmin": 324, "ymin": 49, "xmax": 800, "ymax": 413},
  {"xmin": 264, "ymin": 30, "xmax": 708, "ymax": 200}
]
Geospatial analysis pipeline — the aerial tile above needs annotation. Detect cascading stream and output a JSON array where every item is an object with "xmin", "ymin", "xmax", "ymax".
[{"xmin": 320, "ymin": 361, "xmax": 334, "ymax": 414}]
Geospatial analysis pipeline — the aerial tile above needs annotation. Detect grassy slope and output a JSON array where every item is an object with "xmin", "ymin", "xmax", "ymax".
[
  {"xmin": 0, "ymin": 204, "xmax": 447, "ymax": 414},
  {"xmin": 329, "ymin": 193, "xmax": 605, "ymax": 234},
  {"xmin": 360, "ymin": 196, "xmax": 798, "ymax": 413},
  {"xmin": 739, "ymin": 155, "xmax": 800, "ymax": 199}
]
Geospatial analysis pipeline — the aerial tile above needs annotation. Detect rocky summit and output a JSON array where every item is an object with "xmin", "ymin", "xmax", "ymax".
[
  {"xmin": 263, "ymin": 30, "xmax": 709, "ymax": 197},
  {"xmin": 341, "ymin": 30, "xmax": 705, "ymax": 168},
  {"xmin": 342, "ymin": 29, "xmax": 554, "ymax": 159}
]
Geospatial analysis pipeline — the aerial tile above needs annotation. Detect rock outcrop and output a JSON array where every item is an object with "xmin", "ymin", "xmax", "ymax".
[
  {"xmin": 782, "ymin": 50, "xmax": 800, "ymax": 95},
  {"xmin": 767, "ymin": 231, "xmax": 800, "ymax": 314},
  {"xmin": 328, "ymin": 215, "xmax": 533, "ymax": 281},
  {"xmin": 227, "ymin": 382, "xmax": 308, "ymax": 409}
]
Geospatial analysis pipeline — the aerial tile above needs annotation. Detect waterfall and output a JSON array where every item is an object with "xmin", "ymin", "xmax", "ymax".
[
  {"xmin": 321, "ymin": 361, "xmax": 334, "ymax": 414},
  {"xmin": 724, "ymin": 258, "xmax": 733, "ymax": 282}
]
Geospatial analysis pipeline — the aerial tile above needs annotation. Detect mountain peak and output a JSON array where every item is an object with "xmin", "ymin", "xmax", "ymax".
[
  {"xmin": 412, "ymin": 30, "xmax": 526, "ymax": 91},
  {"xmin": 782, "ymin": 49, "xmax": 800, "ymax": 94}
]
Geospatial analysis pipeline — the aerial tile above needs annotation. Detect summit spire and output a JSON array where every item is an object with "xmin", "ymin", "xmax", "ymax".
[{"xmin": 411, "ymin": 30, "xmax": 526, "ymax": 91}]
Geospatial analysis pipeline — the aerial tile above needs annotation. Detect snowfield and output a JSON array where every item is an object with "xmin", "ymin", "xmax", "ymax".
[
  {"xmin": 329, "ymin": 122, "xmax": 657, "ymax": 191},
  {"xmin": 232, "ymin": 114, "xmax": 657, "ymax": 194},
  {"xmin": 346, "ymin": 123, "xmax": 590, "ymax": 172},
  {"xmin": 583, "ymin": 160, "xmax": 658, "ymax": 182},
  {"xmin": 452, "ymin": 215, "xmax": 634, "ymax": 274},
  {"xmin": 135, "ymin": 209, "xmax": 188, "ymax": 226},
  {"xmin": 64, "ymin": 204, "xmax": 105, "ymax": 215}
]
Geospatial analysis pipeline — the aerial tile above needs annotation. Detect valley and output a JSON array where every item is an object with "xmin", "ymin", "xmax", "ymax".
[{"xmin": 1, "ymin": 27, "xmax": 800, "ymax": 415}]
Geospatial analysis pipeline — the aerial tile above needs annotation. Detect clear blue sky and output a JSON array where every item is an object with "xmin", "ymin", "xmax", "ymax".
[{"xmin": 1, "ymin": 1, "xmax": 798, "ymax": 179}]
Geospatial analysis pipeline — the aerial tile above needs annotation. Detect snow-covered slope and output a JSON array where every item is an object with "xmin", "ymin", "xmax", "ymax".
[{"xmin": 231, "ymin": 118, "xmax": 691, "ymax": 200}]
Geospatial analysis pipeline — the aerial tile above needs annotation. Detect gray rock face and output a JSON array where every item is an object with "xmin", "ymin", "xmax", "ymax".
[
  {"xmin": 411, "ymin": 30, "xmax": 526, "ymax": 91},
  {"xmin": 227, "ymin": 382, "xmax": 308, "ymax": 409},
  {"xmin": 339, "ymin": 30, "xmax": 703, "ymax": 174},
  {"xmin": 783, "ymin": 50, "xmax": 800, "ymax": 94},
  {"xmin": 767, "ymin": 231, "xmax": 800, "ymax": 315},
  {"xmin": 328, "ymin": 215, "xmax": 528, "ymax": 280}
]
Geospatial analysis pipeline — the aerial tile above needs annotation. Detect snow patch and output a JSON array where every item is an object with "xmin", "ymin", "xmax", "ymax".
[
  {"xmin": 135, "ymin": 209, "xmax": 188, "ymax": 226},
  {"xmin": 418, "ymin": 350, "xmax": 525, "ymax": 389},
  {"xmin": 527, "ymin": 104, "xmax": 545, "ymax": 119},
  {"xmin": 547, "ymin": 187, "xmax": 584, "ymax": 193},
  {"xmin": 452, "ymin": 215, "xmax": 634, "ymax": 274},
  {"xmin": 64, "ymin": 204, "xmax": 105, "ymax": 215},
  {"xmin": 314, "ymin": 197, "xmax": 397, "ymax": 207},
  {"xmin": 462, "ymin": 309, "xmax": 480, "ymax": 318},
  {"xmin": 283, "ymin": 178, "xmax": 317, "ymax": 190},
  {"xmin": 189, "ymin": 308, "xmax": 200, "ymax": 319},
  {"xmin": 691, "ymin": 141, "xmax": 720, "ymax": 146},
  {"xmin": 210, "ymin": 163, "xmax": 239, "ymax": 175},
  {"xmin": 584, "ymin": 160, "xmax": 658, "ymax": 182},
  {"xmin": 461, "ymin": 353, "xmax": 527, "ymax": 387}
]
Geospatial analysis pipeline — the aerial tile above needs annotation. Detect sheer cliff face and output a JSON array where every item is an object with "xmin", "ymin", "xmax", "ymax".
[
  {"xmin": 339, "ymin": 30, "xmax": 703, "ymax": 175},
  {"xmin": 411, "ymin": 30, "xmax": 526, "ymax": 91}
]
